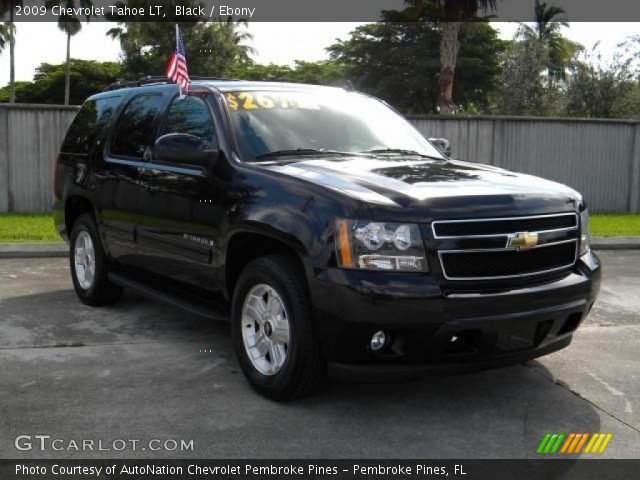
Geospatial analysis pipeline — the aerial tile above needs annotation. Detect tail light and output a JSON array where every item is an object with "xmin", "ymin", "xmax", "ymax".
[{"xmin": 52, "ymin": 153, "xmax": 62, "ymax": 199}]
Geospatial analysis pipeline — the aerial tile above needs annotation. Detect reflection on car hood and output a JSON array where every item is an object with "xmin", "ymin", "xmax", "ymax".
[{"xmin": 261, "ymin": 157, "xmax": 581, "ymax": 207}]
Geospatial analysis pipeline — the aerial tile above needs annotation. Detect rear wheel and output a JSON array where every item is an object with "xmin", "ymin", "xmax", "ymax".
[
  {"xmin": 231, "ymin": 254, "xmax": 326, "ymax": 400},
  {"xmin": 69, "ymin": 213, "xmax": 122, "ymax": 306}
]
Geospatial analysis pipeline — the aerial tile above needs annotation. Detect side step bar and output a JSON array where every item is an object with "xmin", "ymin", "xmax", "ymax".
[{"xmin": 108, "ymin": 273, "xmax": 229, "ymax": 321}]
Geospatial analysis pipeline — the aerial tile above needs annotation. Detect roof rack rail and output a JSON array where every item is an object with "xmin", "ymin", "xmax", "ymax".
[
  {"xmin": 102, "ymin": 76, "xmax": 170, "ymax": 92},
  {"xmin": 102, "ymin": 75, "xmax": 242, "ymax": 92},
  {"xmin": 190, "ymin": 76, "xmax": 242, "ymax": 81}
]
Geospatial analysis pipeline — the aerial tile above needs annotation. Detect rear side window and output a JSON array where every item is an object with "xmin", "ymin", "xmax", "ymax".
[
  {"xmin": 110, "ymin": 94, "xmax": 165, "ymax": 158},
  {"xmin": 159, "ymin": 95, "xmax": 215, "ymax": 147},
  {"xmin": 61, "ymin": 96, "xmax": 120, "ymax": 155}
]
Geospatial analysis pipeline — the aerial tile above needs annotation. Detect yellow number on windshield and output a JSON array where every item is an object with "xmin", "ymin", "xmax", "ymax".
[
  {"xmin": 238, "ymin": 92, "xmax": 258, "ymax": 109},
  {"xmin": 256, "ymin": 94, "xmax": 274, "ymax": 109}
]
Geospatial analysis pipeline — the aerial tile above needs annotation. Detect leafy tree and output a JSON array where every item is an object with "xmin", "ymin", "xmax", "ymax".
[
  {"xmin": 493, "ymin": 37, "xmax": 562, "ymax": 115},
  {"xmin": 329, "ymin": 21, "xmax": 505, "ymax": 114},
  {"xmin": 228, "ymin": 61, "xmax": 294, "ymax": 81},
  {"xmin": 564, "ymin": 45, "xmax": 640, "ymax": 118},
  {"xmin": 106, "ymin": 1, "xmax": 254, "ymax": 79},
  {"xmin": 0, "ymin": 0, "xmax": 25, "ymax": 103},
  {"xmin": 0, "ymin": 21, "xmax": 8, "ymax": 51},
  {"xmin": 490, "ymin": 0, "xmax": 584, "ymax": 116},
  {"xmin": 517, "ymin": 0, "xmax": 579, "ymax": 84},
  {"xmin": 0, "ymin": 80, "xmax": 32, "ymax": 102},
  {"xmin": 0, "ymin": 59, "xmax": 121, "ymax": 104},
  {"xmin": 44, "ymin": 0, "xmax": 93, "ymax": 105},
  {"xmin": 229, "ymin": 60, "xmax": 346, "ymax": 86},
  {"xmin": 285, "ymin": 60, "xmax": 347, "ymax": 85},
  {"xmin": 399, "ymin": 0, "xmax": 497, "ymax": 114}
]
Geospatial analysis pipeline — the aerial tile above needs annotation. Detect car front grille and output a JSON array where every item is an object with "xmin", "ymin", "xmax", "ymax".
[
  {"xmin": 440, "ymin": 242, "xmax": 577, "ymax": 279},
  {"xmin": 433, "ymin": 214, "xmax": 577, "ymax": 237},
  {"xmin": 432, "ymin": 213, "xmax": 579, "ymax": 281}
]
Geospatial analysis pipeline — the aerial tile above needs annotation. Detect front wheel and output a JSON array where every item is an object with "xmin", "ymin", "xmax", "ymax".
[{"xmin": 231, "ymin": 254, "xmax": 326, "ymax": 400}]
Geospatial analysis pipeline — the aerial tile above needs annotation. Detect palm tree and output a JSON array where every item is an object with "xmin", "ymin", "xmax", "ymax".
[
  {"xmin": 0, "ymin": 22, "xmax": 9, "ymax": 51},
  {"xmin": 405, "ymin": 0, "xmax": 497, "ymax": 114},
  {"xmin": 45, "ymin": 0, "xmax": 93, "ymax": 105},
  {"xmin": 517, "ymin": 0, "xmax": 578, "ymax": 84},
  {"xmin": 217, "ymin": 17, "xmax": 255, "ymax": 62},
  {"xmin": 0, "ymin": 1, "xmax": 24, "ymax": 103},
  {"xmin": 107, "ymin": 18, "xmax": 254, "ymax": 79}
]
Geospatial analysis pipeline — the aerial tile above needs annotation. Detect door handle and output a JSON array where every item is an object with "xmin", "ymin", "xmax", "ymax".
[{"xmin": 143, "ymin": 184, "xmax": 161, "ymax": 195}]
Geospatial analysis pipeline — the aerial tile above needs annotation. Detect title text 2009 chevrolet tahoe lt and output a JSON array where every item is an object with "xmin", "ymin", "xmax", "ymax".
[{"xmin": 53, "ymin": 79, "xmax": 601, "ymax": 399}]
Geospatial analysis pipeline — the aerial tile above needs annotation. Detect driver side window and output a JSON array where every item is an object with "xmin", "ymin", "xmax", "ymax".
[{"xmin": 160, "ymin": 95, "xmax": 215, "ymax": 147}]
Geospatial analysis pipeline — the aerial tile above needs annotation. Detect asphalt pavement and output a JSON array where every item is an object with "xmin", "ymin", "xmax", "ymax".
[{"xmin": 1, "ymin": 252, "xmax": 639, "ymax": 459}]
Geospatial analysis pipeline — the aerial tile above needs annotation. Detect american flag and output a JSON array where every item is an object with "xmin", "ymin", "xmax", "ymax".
[{"xmin": 165, "ymin": 25, "xmax": 190, "ymax": 96}]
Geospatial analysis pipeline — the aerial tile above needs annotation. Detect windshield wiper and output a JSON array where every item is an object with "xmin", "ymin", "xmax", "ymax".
[
  {"xmin": 361, "ymin": 148, "xmax": 444, "ymax": 160},
  {"xmin": 255, "ymin": 148, "xmax": 358, "ymax": 160}
]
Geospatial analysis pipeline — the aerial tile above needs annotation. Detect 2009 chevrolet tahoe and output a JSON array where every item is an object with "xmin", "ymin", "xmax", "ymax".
[{"xmin": 53, "ymin": 78, "xmax": 601, "ymax": 399}]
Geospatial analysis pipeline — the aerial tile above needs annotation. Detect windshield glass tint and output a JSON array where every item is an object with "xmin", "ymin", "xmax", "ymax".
[{"xmin": 224, "ymin": 90, "xmax": 445, "ymax": 161}]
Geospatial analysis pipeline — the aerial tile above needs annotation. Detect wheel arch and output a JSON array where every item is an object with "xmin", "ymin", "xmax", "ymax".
[
  {"xmin": 65, "ymin": 195, "xmax": 96, "ymax": 235},
  {"xmin": 223, "ymin": 224, "xmax": 312, "ymax": 302}
]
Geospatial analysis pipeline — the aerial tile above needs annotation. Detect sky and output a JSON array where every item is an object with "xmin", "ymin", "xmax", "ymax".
[{"xmin": 1, "ymin": 22, "xmax": 639, "ymax": 85}]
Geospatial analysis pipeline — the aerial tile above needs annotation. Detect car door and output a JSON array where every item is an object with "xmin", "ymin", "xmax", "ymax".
[
  {"xmin": 99, "ymin": 93, "xmax": 167, "ymax": 268},
  {"xmin": 136, "ymin": 92, "xmax": 226, "ymax": 298}
]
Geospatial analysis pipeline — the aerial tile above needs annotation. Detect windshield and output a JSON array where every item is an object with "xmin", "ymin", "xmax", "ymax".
[{"xmin": 224, "ymin": 89, "xmax": 446, "ymax": 161}]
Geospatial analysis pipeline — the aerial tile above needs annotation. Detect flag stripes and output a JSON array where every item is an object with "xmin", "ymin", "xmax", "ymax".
[{"xmin": 165, "ymin": 24, "xmax": 190, "ymax": 95}]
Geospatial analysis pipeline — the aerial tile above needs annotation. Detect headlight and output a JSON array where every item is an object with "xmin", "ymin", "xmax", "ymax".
[
  {"xmin": 579, "ymin": 209, "xmax": 590, "ymax": 256},
  {"xmin": 335, "ymin": 219, "xmax": 428, "ymax": 272}
]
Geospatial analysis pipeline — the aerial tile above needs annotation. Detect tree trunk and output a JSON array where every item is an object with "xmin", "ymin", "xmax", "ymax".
[
  {"xmin": 437, "ymin": 21, "xmax": 461, "ymax": 115},
  {"xmin": 64, "ymin": 31, "xmax": 71, "ymax": 105},
  {"xmin": 9, "ymin": 6, "xmax": 15, "ymax": 104}
]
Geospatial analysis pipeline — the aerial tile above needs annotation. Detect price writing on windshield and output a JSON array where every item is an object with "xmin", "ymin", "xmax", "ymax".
[{"xmin": 225, "ymin": 92, "xmax": 320, "ymax": 111}]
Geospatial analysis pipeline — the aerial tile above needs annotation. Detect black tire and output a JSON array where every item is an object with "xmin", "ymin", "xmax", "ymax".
[
  {"xmin": 231, "ymin": 254, "xmax": 326, "ymax": 400},
  {"xmin": 69, "ymin": 213, "xmax": 123, "ymax": 306}
]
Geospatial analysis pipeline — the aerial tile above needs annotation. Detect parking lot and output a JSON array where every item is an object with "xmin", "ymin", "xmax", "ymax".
[{"xmin": 1, "ymin": 251, "xmax": 639, "ymax": 459}]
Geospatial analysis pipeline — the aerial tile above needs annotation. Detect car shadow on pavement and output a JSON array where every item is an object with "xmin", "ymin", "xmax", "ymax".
[{"xmin": 0, "ymin": 288, "xmax": 600, "ymax": 461}]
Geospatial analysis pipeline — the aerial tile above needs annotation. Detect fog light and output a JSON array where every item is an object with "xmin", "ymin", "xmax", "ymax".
[{"xmin": 370, "ymin": 330, "xmax": 387, "ymax": 351}]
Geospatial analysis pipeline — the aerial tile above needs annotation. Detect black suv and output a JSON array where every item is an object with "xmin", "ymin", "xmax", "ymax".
[{"xmin": 53, "ymin": 79, "xmax": 601, "ymax": 399}]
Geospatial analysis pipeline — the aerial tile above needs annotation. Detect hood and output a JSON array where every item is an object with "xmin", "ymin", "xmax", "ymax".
[{"xmin": 260, "ymin": 157, "xmax": 581, "ymax": 213}]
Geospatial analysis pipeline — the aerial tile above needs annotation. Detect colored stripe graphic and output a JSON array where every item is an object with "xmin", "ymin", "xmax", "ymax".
[
  {"xmin": 537, "ymin": 433, "xmax": 566, "ymax": 454},
  {"xmin": 544, "ymin": 434, "xmax": 559, "ymax": 453},
  {"xmin": 550, "ymin": 434, "xmax": 565, "ymax": 453},
  {"xmin": 584, "ymin": 434, "xmax": 598, "ymax": 453},
  {"xmin": 599, "ymin": 434, "xmax": 613, "ymax": 453},
  {"xmin": 537, "ymin": 434, "xmax": 552, "ymax": 454},
  {"xmin": 560, "ymin": 433, "xmax": 575, "ymax": 453},
  {"xmin": 567, "ymin": 433, "xmax": 582, "ymax": 453},
  {"xmin": 574, "ymin": 433, "xmax": 589, "ymax": 453},
  {"xmin": 538, "ymin": 433, "xmax": 612, "ymax": 454}
]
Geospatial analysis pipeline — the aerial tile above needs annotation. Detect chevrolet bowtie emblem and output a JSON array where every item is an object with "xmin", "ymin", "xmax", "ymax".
[{"xmin": 508, "ymin": 232, "xmax": 539, "ymax": 251}]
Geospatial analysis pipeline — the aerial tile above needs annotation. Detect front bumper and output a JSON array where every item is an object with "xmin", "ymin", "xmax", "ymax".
[{"xmin": 308, "ymin": 251, "xmax": 601, "ymax": 374}]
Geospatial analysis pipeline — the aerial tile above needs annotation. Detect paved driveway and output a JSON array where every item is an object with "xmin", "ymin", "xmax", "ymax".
[{"xmin": 1, "ymin": 252, "xmax": 639, "ymax": 459}]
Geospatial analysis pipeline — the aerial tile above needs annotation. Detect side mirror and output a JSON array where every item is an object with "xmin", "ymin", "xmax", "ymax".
[
  {"xmin": 153, "ymin": 133, "xmax": 219, "ymax": 166},
  {"xmin": 428, "ymin": 138, "xmax": 451, "ymax": 157}
]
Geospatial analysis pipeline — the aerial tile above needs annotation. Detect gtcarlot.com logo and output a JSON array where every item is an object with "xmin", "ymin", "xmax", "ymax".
[
  {"xmin": 15, "ymin": 435, "xmax": 194, "ymax": 452},
  {"xmin": 537, "ymin": 433, "xmax": 612, "ymax": 455}
]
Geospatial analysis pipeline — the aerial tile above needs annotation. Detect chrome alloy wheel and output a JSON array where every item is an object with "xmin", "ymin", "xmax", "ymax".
[
  {"xmin": 74, "ymin": 230, "xmax": 96, "ymax": 290},
  {"xmin": 241, "ymin": 284, "xmax": 291, "ymax": 376}
]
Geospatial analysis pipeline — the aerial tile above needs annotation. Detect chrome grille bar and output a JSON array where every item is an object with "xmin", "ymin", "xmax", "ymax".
[{"xmin": 432, "ymin": 213, "xmax": 579, "ymax": 281}]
